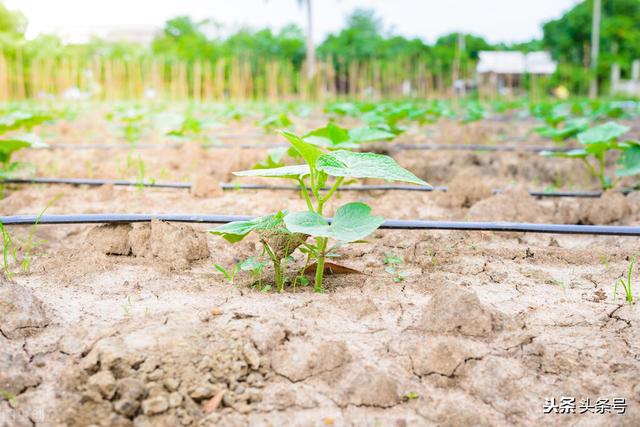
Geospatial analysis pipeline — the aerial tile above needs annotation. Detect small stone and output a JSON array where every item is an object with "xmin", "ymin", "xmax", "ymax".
[
  {"xmin": 168, "ymin": 392, "xmax": 183, "ymax": 408},
  {"xmin": 146, "ymin": 382, "xmax": 165, "ymax": 398},
  {"xmin": 88, "ymin": 370, "xmax": 116, "ymax": 400},
  {"xmin": 211, "ymin": 308, "xmax": 222, "ymax": 316},
  {"xmin": 190, "ymin": 385, "xmax": 215, "ymax": 400},
  {"xmin": 80, "ymin": 389, "xmax": 104, "ymax": 404},
  {"xmin": 243, "ymin": 343, "xmax": 260, "ymax": 370},
  {"xmin": 245, "ymin": 373, "xmax": 264, "ymax": 387},
  {"xmin": 141, "ymin": 356, "xmax": 160, "ymax": 373},
  {"xmin": 141, "ymin": 395, "xmax": 169, "ymax": 415},
  {"xmin": 114, "ymin": 398, "xmax": 140, "ymax": 418},
  {"xmin": 147, "ymin": 369, "xmax": 163, "ymax": 381},
  {"xmin": 164, "ymin": 378, "xmax": 180, "ymax": 392},
  {"xmin": 117, "ymin": 378, "xmax": 146, "ymax": 401},
  {"xmin": 222, "ymin": 392, "xmax": 236, "ymax": 407}
]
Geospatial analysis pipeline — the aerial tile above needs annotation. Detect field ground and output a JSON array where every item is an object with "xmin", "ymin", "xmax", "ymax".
[{"xmin": 2, "ymin": 112, "xmax": 640, "ymax": 426}]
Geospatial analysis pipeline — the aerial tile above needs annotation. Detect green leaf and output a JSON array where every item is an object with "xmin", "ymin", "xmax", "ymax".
[
  {"xmin": 348, "ymin": 126, "xmax": 396, "ymax": 143},
  {"xmin": 0, "ymin": 139, "xmax": 32, "ymax": 155},
  {"xmin": 303, "ymin": 123, "xmax": 351, "ymax": 148},
  {"xmin": 316, "ymin": 150, "xmax": 430, "ymax": 186},
  {"xmin": 284, "ymin": 202, "xmax": 384, "ymax": 242},
  {"xmin": 540, "ymin": 149, "xmax": 588, "ymax": 159},
  {"xmin": 210, "ymin": 212, "xmax": 286, "ymax": 243},
  {"xmin": 617, "ymin": 145, "xmax": 640, "ymax": 177},
  {"xmin": 281, "ymin": 130, "xmax": 324, "ymax": 167},
  {"xmin": 239, "ymin": 257, "xmax": 268, "ymax": 272},
  {"xmin": 253, "ymin": 147, "xmax": 288, "ymax": 169},
  {"xmin": 578, "ymin": 122, "xmax": 630, "ymax": 145},
  {"xmin": 234, "ymin": 164, "xmax": 310, "ymax": 179},
  {"xmin": 213, "ymin": 264, "xmax": 232, "ymax": 280}
]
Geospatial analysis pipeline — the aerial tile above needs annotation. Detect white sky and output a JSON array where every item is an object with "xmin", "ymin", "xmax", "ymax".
[{"xmin": 6, "ymin": 0, "xmax": 582, "ymax": 44}]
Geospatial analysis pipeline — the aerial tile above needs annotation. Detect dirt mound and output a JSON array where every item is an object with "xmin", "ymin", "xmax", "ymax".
[
  {"xmin": 85, "ymin": 221, "xmax": 209, "ymax": 269},
  {"xmin": 190, "ymin": 174, "xmax": 223, "ymax": 198},
  {"xmin": 410, "ymin": 336, "xmax": 490, "ymax": 377},
  {"xmin": 467, "ymin": 189, "xmax": 552, "ymax": 222},
  {"xmin": 0, "ymin": 283, "xmax": 49, "ymax": 339},
  {"xmin": 270, "ymin": 337, "xmax": 351, "ymax": 382},
  {"xmin": 56, "ymin": 321, "xmax": 266, "ymax": 426},
  {"xmin": 582, "ymin": 191, "xmax": 631, "ymax": 224},
  {"xmin": 443, "ymin": 170, "xmax": 493, "ymax": 208},
  {"xmin": 415, "ymin": 285, "xmax": 507, "ymax": 338}
]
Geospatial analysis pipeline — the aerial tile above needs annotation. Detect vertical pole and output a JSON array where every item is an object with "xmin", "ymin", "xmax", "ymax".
[
  {"xmin": 589, "ymin": 0, "xmax": 601, "ymax": 99},
  {"xmin": 305, "ymin": 0, "xmax": 316, "ymax": 78}
]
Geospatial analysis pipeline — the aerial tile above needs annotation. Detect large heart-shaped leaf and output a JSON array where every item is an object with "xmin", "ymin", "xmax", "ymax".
[
  {"xmin": 234, "ymin": 164, "xmax": 310, "ymax": 179},
  {"xmin": 578, "ymin": 122, "xmax": 630, "ymax": 145},
  {"xmin": 281, "ymin": 130, "xmax": 324, "ymax": 167},
  {"xmin": 617, "ymin": 145, "xmax": 640, "ymax": 177},
  {"xmin": 316, "ymin": 150, "xmax": 430, "ymax": 186},
  {"xmin": 284, "ymin": 202, "xmax": 384, "ymax": 242},
  {"xmin": 210, "ymin": 212, "xmax": 286, "ymax": 243}
]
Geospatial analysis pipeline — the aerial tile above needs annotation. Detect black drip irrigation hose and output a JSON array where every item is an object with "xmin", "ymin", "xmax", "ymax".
[
  {"xmin": 2, "ymin": 177, "xmax": 632, "ymax": 199},
  {"xmin": 393, "ymin": 143, "xmax": 570, "ymax": 153},
  {"xmin": 38, "ymin": 141, "xmax": 570, "ymax": 153},
  {"xmin": 1, "ymin": 213, "xmax": 639, "ymax": 236}
]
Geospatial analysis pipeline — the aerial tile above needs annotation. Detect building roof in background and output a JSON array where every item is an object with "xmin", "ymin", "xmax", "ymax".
[{"xmin": 477, "ymin": 51, "xmax": 556, "ymax": 75}]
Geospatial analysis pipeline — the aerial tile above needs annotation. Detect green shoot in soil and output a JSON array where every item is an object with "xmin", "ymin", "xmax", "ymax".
[
  {"xmin": 383, "ymin": 252, "xmax": 410, "ymax": 283},
  {"xmin": 614, "ymin": 256, "xmax": 636, "ymax": 305}
]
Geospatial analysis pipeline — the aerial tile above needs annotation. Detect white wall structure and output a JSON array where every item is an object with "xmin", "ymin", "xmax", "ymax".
[
  {"xmin": 477, "ymin": 51, "xmax": 557, "ymax": 75},
  {"xmin": 611, "ymin": 60, "xmax": 640, "ymax": 97}
]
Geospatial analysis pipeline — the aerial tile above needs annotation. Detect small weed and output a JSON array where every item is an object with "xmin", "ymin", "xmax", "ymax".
[
  {"xmin": 1, "ymin": 223, "xmax": 18, "ymax": 279},
  {"xmin": 0, "ymin": 389, "xmax": 17, "ymax": 407},
  {"xmin": 122, "ymin": 295, "xmax": 132, "ymax": 316},
  {"xmin": 239, "ymin": 257, "xmax": 269, "ymax": 289},
  {"xmin": 383, "ymin": 252, "xmax": 410, "ymax": 283},
  {"xmin": 213, "ymin": 262, "xmax": 239, "ymax": 285},
  {"xmin": 426, "ymin": 248, "xmax": 437, "ymax": 266},
  {"xmin": 552, "ymin": 278, "xmax": 567, "ymax": 295},
  {"xmin": 22, "ymin": 194, "xmax": 61, "ymax": 272},
  {"xmin": 404, "ymin": 391, "xmax": 419, "ymax": 401},
  {"xmin": 614, "ymin": 256, "xmax": 636, "ymax": 305},
  {"xmin": 1, "ymin": 194, "xmax": 60, "ymax": 278}
]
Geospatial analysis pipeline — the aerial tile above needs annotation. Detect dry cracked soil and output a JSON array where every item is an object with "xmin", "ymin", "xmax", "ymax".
[{"xmin": 1, "ymin": 116, "xmax": 640, "ymax": 426}]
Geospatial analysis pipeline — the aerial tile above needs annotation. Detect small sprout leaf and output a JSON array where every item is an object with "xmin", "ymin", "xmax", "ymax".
[{"xmin": 281, "ymin": 130, "xmax": 324, "ymax": 167}]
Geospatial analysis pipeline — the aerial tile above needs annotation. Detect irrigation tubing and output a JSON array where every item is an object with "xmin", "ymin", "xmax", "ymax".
[
  {"xmin": 39, "ymin": 141, "xmax": 570, "ymax": 153},
  {"xmin": 2, "ymin": 177, "xmax": 633, "ymax": 199},
  {"xmin": 2, "ymin": 213, "xmax": 640, "ymax": 236}
]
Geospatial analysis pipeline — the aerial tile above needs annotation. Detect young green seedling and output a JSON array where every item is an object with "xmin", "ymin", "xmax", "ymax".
[
  {"xmin": 107, "ymin": 106, "xmax": 149, "ymax": 144},
  {"xmin": 213, "ymin": 262, "xmax": 240, "ymax": 285},
  {"xmin": 383, "ymin": 252, "xmax": 410, "ymax": 282},
  {"xmin": 541, "ymin": 122, "xmax": 637, "ymax": 190},
  {"xmin": 614, "ymin": 256, "xmax": 636, "ymax": 305},
  {"xmin": 259, "ymin": 112, "xmax": 294, "ymax": 133},
  {"xmin": 211, "ymin": 128, "xmax": 430, "ymax": 292},
  {"xmin": 239, "ymin": 257, "xmax": 269, "ymax": 289}
]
